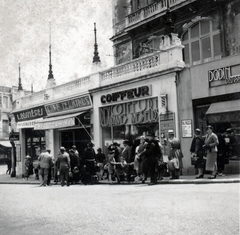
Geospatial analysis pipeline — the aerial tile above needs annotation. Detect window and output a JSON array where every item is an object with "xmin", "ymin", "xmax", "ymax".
[
  {"xmin": 2, "ymin": 96, "xmax": 8, "ymax": 108},
  {"xmin": 182, "ymin": 19, "xmax": 221, "ymax": 66}
]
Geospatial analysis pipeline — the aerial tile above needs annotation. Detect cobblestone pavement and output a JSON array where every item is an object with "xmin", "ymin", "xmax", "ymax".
[{"xmin": 0, "ymin": 183, "xmax": 239, "ymax": 235}]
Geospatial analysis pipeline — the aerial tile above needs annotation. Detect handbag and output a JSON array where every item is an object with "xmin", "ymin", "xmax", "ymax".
[{"xmin": 191, "ymin": 156, "xmax": 198, "ymax": 165}]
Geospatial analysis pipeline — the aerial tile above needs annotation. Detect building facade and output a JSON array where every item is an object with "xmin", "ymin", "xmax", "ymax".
[
  {"xmin": 110, "ymin": 0, "xmax": 240, "ymax": 174},
  {"xmin": 10, "ymin": 0, "xmax": 240, "ymax": 176}
]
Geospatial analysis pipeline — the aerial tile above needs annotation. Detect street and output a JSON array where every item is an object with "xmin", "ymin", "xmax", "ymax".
[{"xmin": 0, "ymin": 183, "xmax": 239, "ymax": 235}]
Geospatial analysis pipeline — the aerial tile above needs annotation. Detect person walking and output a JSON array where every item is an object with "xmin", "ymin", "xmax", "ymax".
[
  {"xmin": 166, "ymin": 130, "xmax": 184, "ymax": 179},
  {"xmin": 38, "ymin": 149, "xmax": 53, "ymax": 186},
  {"xmin": 203, "ymin": 125, "xmax": 219, "ymax": 179},
  {"xmin": 190, "ymin": 128, "xmax": 205, "ymax": 179},
  {"xmin": 55, "ymin": 147, "xmax": 71, "ymax": 186},
  {"xmin": 69, "ymin": 146, "xmax": 80, "ymax": 184},
  {"xmin": 5, "ymin": 157, "xmax": 12, "ymax": 175}
]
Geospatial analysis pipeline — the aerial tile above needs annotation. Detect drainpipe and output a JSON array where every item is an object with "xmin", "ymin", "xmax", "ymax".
[{"xmin": 175, "ymin": 72, "xmax": 180, "ymax": 139}]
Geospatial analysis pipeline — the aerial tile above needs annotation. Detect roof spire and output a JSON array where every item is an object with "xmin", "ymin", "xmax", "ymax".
[
  {"xmin": 18, "ymin": 63, "xmax": 23, "ymax": 91},
  {"xmin": 92, "ymin": 22, "xmax": 101, "ymax": 63},
  {"xmin": 48, "ymin": 22, "xmax": 54, "ymax": 80}
]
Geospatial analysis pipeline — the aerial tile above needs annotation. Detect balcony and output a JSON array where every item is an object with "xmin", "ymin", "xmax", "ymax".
[
  {"xmin": 126, "ymin": 0, "xmax": 190, "ymax": 28},
  {"xmin": 101, "ymin": 34, "xmax": 185, "ymax": 86}
]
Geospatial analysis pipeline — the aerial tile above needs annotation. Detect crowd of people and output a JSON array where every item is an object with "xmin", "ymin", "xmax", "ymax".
[{"xmin": 20, "ymin": 125, "xmax": 236, "ymax": 186}]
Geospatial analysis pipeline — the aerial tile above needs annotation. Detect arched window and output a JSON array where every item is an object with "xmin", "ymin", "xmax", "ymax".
[{"xmin": 182, "ymin": 19, "xmax": 222, "ymax": 66}]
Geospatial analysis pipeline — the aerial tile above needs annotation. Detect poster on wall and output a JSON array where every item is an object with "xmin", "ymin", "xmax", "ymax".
[
  {"xmin": 16, "ymin": 144, "xmax": 21, "ymax": 162},
  {"xmin": 182, "ymin": 119, "xmax": 192, "ymax": 138}
]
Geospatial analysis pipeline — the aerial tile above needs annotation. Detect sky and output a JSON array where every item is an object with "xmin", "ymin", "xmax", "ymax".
[{"xmin": 0, "ymin": 0, "xmax": 114, "ymax": 91}]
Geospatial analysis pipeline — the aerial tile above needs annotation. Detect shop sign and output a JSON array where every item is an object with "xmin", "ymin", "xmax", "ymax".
[
  {"xmin": 181, "ymin": 119, "xmax": 192, "ymax": 138},
  {"xmin": 34, "ymin": 117, "xmax": 75, "ymax": 130},
  {"xmin": 45, "ymin": 95, "xmax": 92, "ymax": 115},
  {"xmin": 17, "ymin": 119, "xmax": 42, "ymax": 129},
  {"xmin": 100, "ymin": 97, "xmax": 159, "ymax": 127},
  {"xmin": 208, "ymin": 64, "xmax": 240, "ymax": 87},
  {"xmin": 100, "ymin": 85, "xmax": 152, "ymax": 104},
  {"xmin": 14, "ymin": 105, "xmax": 46, "ymax": 122},
  {"xmin": 9, "ymin": 132, "xmax": 19, "ymax": 141}
]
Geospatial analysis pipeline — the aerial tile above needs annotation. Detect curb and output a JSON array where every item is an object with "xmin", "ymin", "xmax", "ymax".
[{"xmin": 0, "ymin": 178, "xmax": 239, "ymax": 185}]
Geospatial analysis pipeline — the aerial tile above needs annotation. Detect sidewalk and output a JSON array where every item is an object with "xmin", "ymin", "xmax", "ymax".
[{"xmin": 0, "ymin": 173, "xmax": 239, "ymax": 185}]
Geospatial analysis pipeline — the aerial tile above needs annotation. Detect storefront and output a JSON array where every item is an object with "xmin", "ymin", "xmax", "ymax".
[
  {"xmin": 11, "ymin": 94, "xmax": 93, "ymax": 177},
  {"xmin": 179, "ymin": 55, "xmax": 240, "ymax": 174},
  {"xmin": 91, "ymin": 73, "xmax": 180, "ymax": 157}
]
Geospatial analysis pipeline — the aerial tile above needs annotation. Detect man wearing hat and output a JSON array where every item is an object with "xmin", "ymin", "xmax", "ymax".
[
  {"xmin": 144, "ymin": 131, "xmax": 162, "ymax": 185},
  {"xmin": 55, "ymin": 147, "xmax": 71, "ymax": 186},
  {"xmin": 38, "ymin": 149, "xmax": 53, "ymax": 186},
  {"xmin": 190, "ymin": 129, "xmax": 205, "ymax": 178}
]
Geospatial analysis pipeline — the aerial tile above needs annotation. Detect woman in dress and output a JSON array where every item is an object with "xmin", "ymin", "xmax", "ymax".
[{"xmin": 203, "ymin": 125, "xmax": 219, "ymax": 179}]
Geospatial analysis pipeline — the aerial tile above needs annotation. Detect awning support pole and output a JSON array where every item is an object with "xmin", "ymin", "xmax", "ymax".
[{"xmin": 75, "ymin": 117, "xmax": 93, "ymax": 140}]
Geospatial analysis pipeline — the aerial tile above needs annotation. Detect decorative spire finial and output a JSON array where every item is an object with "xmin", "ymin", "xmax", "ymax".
[
  {"xmin": 93, "ymin": 22, "xmax": 101, "ymax": 63},
  {"xmin": 18, "ymin": 63, "xmax": 23, "ymax": 91},
  {"xmin": 48, "ymin": 22, "xmax": 54, "ymax": 80}
]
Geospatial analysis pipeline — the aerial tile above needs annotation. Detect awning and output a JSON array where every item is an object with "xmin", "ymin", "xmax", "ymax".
[
  {"xmin": 0, "ymin": 140, "xmax": 12, "ymax": 148},
  {"xmin": 34, "ymin": 112, "xmax": 86, "ymax": 130},
  {"xmin": 206, "ymin": 100, "xmax": 240, "ymax": 115}
]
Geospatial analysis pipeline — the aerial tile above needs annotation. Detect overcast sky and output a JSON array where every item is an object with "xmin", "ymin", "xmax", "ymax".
[{"xmin": 0, "ymin": 0, "xmax": 114, "ymax": 91}]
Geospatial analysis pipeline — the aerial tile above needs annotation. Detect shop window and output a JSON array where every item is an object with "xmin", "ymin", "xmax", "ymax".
[{"xmin": 182, "ymin": 19, "xmax": 221, "ymax": 66}]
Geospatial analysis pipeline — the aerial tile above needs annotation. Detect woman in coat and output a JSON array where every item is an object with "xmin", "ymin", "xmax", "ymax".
[
  {"xmin": 203, "ymin": 125, "xmax": 219, "ymax": 179},
  {"xmin": 190, "ymin": 128, "xmax": 205, "ymax": 178}
]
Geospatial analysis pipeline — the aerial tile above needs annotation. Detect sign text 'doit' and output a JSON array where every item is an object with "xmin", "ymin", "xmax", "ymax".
[
  {"xmin": 100, "ymin": 97, "xmax": 159, "ymax": 127},
  {"xmin": 101, "ymin": 85, "xmax": 152, "ymax": 104}
]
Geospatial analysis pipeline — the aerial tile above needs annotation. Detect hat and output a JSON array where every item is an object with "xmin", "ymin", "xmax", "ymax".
[
  {"xmin": 108, "ymin": 145, "xmax": 116, "ymax": 154},
  {"xmin": 226, "ymin": 128, "xmax": 233, "ymax": 133},
  {"xmin": 206, "ymin": 125, "xmax": 213, "ymax": 131},
  {"xmin": 25, "ymin": 155, "xmax": 31, "ymax": 158},
  {"xmin": 140, "ymin": 135, "xmax": 146, "ymax": 140},
  {"xmin": 97, "ymin": 148, "xmax": 102, "ymax": 152},
  {"xmin": 146, "ymin": 132, "xmax": 156, "ymax": 137},
  {"xmin": 195, "ymin": 128, "xmax": 201, "ymax": 133},
  {"xmin": 113, "ymin": 142, "xmax": 120, "ymax": 147},
  {"xmin": 60, "ymin": 147, "xmax": 65, "ymax": 151},
  {"xmin": 168, "ymin": 130, "xmax": 174, "ymax": 134},
  {"xmin": 87, "ymin": 142, "xmax": 94, "ymax": 147},
  {"xmin": 72, "ymin": 145, "xmax": 76, "ymax": 149}
]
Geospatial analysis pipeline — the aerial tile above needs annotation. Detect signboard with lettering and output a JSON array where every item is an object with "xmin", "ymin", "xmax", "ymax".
[
  {"xmin": 100, "ymin": 97, "xmax": 159, "ymax": 127},
  {"xmin": 17, "ymin": 119, "xmax": 43, "ymax": 129},
  {"xmin": 45, "ymin": 94, "xmax": 92, "ymax": 115},
  {"xmin": 34, "ymin": 117, "xmax": 75, "ymax": 130},
  {"xmin": 181, "ymin": 119, "xmax": 192, "ymax": 138},
  {"xmin": 100, "ymin": 85, "xmax": 152, "ymax": 104},
  {"xmin": 208, "ymin": 64, "xmax": 240, "ymax": 87},
  {"xmin": 9, "ymin": 132, "xmax": 19, "ymax": 141},
  {"xmin": 13, "ymin": 105, "xmax": 47, "ymax": 122}
]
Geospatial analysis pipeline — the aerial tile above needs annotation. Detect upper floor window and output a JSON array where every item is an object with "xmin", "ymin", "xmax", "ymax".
[
  {"xmin": 182, "ymin": 19, "xmax": 221, "ymax": 66},
  {"xmin": 2, "ymin": 96, "xmax": 8, "ymax": 108},
  {"xmin": 131, "ymin": 0, "xmax": 156, "ymax": 12}
]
